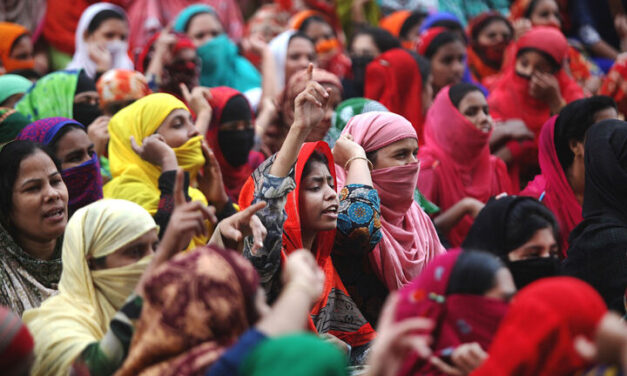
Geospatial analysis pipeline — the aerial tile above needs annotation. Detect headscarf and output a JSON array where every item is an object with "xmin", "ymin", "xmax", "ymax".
[
  {"xmin": 520, "ymin": 116, "xmax": 581, "ymax": 255},
  {"xmin": 0, "ymin": 22, "xmax": 35, "ymax": 73},
  {"xmin": 335, "ymin": 112, "xmax": 445, "ymax": 290},
  {"xmin": 67, "ymin": 3, "xmax": 133, "ymax": 79},
  {"xmin": 103, "ymin": 93, "xmax": 209, "ymax": 248},
  {"xmin": 17, "ymin": 117, "xmax": 104, "ymax": 217},
  {"xmin": 239, "ymin": 142, "xmax": 376, "ymax": 347},
  {"xmin": 280, "ymin": 67, "xmax": 342, "ymax": 128},
  {"xmin": 0, "ymin": 222, "xmax": 62, "ymax": 317},
  {"xmin": 487, "ymin": 27, "xmax": 584, "ymax": 147},
  {"xmin": 418, "ymin": 86, "xmax": 513, "ymax": 247},
  {"xmin": 207, "ymin": 87, "xmax": 264, "ymax": 201},
  {"xmin": 395, "ymin": 250, "xmax": 510, "ymax": 376},
  {"xmin": 364, "ymin": 48, "xmax": 424, "ymax": 141},
  {"xmin": 269, "ymin": 30, "xmax": 296, "ymax": 92},
  {"xmin": 172, "ymin": 3, "xmax": 217, "ymax": 33},
  {"xmin": 0, "ymin": 306, "xmax": 34, "ymax": 374},
  {"xmin": 116, "ymin": 245, "xmax": 260, "ymax": 376},
  {"xmin": 240, "ymin": 333, "xmax": 348, "ymax": 376},
  {"xmin": 327, "ymin": 97, "xmax": 388, "ymax": 148},
  {"xmin": 0, "ymin": 108, "xmax": 29, "ymax": 145},
  {"xmin": 242, "ymin": 4, "xmax": 290, "ymax": 69},
  {"xmin": 471, "ymin": 277, "xmax": 607, "ymax": 376},
  {"xmin": 466, "ymin": 12, "xmax": 513, "ymax": 84},
  {"xmin": 379, "ymin": 10, "xmax": 412, "ymax": 39},
  {"xmin": 22, "ymin": 199, "xmax": 158, "ymax": 376},
  {"xmin": 15, "ymin": 69, "xmax": 79, "ymax": 121},
  {"xmin": 0, "ymin": 74, "xmax": 32, "ymax": 105},
  {"xmin": 599, "ymin": 57, "xmax": 627, "ymax": 117},
  {"xmin": 96, "ymin": 69, "xmax": 152, "ymax": 110}
]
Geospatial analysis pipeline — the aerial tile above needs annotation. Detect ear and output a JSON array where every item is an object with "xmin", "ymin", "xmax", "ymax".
[
  {"xmin": 83, "ymin": 30, "xmax": 90, "ymax": 42},
  {"xmin": 569, "ymin": 139, "xmax": 584, "ymax": 158}
]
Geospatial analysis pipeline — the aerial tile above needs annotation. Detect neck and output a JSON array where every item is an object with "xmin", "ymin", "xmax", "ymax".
[
  {"xmin": 566, "ymin": 164, "xmax": 584, "ymax": 206},
  {"xmin": 15, "ymin": 232, "xmax": 58, "ymax": 261},
  {"xmin": 301, "ymin": 229, "xmax": 316, "ymax": 251}
]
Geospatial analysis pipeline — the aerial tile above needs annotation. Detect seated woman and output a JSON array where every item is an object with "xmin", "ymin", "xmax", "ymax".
[
  {"xmin": 66, "ymin": 3, "xmax": 133, "ymax": 79},
  {"xmin": 103, "ymin": 93, "xmax": 233, "ymax": 249},
  {"xmin": 520, "ymin": 97, "xmax": 618, "ymax": 254},
  {"xmin": 0, "ymin": 22, "xmax": 36, "ymax": 75},
  {"xmin": 173, "ymin": 4, "xmax": 261, "ymax": 100},
  {"xmin": 466, "ymin": 12, "xmax": 514, "ymax": 87},
  {"xmin": 418, "ymin": 83, "xmax": 512, "ymax": 247},
  {"xmin": 23, "ymin": 192, "xmax": 212, "ymax": 376},
  {"xmin": 117, "ymin": 246, "xmax": 331, "ymax": 376},
  {"xmin": 206, "ymin": 87, "xmax": 265, "ymax": 202},
  {"xmin": 17, "ymin": 117, "xmax": 103, "ymax": 217},
  {"xmin": 0, "ymin": 73, "xmax": 32, "ymax": 108},
  {"xmin": 379, "ymin": 10, "xmax": 428, "ymax": 50},
  {"xmin": 383, "ymin": 250, "xmax": 515, "ymax": 376},
  {"xmin": 15, "ymin": 69, "xmax": 105, "ymax": 128},
  {"xmin": 417, "ymin": 27, "xmax": 466, "ymax": 96},
  {"xmin": 462, "ymin": 196, "xmax": 561, "ymax": 289},
  {"xmin": 488, "ymin": 26, "xmax": 584, "ymax": 190},
  {"xmin": 0, "ymin": 108, "xmax": 29, "ymax": 147},
  {"xmin": 0, "ymin": 141, "xmax": 68, "ymax": 316},
  {"xmin": 563, "ymin": 119, "xmax": 627, "ymax": 315},
  {"xmin": 471, "ymin": 277, "xmax": 614, "ymax": 375},
  {"xmin": 240, "ymin": 66, "xmax": 379, "ymax": 364},
  {"xmin": 269, "ymin": 31, "xmax": 316, "ymax": 93},
  {"xmin": 333, "ymin": 112, "xmax": 445, "ymax": 323}
]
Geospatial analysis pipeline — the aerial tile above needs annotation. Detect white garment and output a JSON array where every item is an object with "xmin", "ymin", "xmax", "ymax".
[
  {"xmin": 66, "ymin": 2, "xmax": 134, "ymax": 78},
  {"xmin": 268, "ymin": 30, "xmax": 295, "ymax": 93}
]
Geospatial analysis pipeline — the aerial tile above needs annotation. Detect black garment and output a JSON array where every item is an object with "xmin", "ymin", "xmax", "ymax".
[{"xmin": 563, "ymin": 119, "xmax": 627, "ymax": 314}]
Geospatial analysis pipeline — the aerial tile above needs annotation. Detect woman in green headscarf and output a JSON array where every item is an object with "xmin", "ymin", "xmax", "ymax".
[
  {"xmin": 173, "ymin": 4, "xmax": 261, "ymax": 99},
  {"xmin": 0, "ymin": 74, "xmax": 32, "ymax": 107},
  {"xmin": 326, "ymin": 97, "xmax": 388, "ymax": 148},
  {"xmin": 0, "ymin": 108, "xmax": 29, "ymax": 146}
]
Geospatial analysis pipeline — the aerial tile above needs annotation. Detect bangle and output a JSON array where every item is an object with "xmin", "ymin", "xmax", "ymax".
[{"xmin": 344, "ymin": 156, "xmax": 373, "ymax": 171}]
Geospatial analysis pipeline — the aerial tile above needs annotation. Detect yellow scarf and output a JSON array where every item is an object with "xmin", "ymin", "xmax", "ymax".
[
  {"xmin": 23, "ymin": 199, "xmax": 158, "ymax": 376},
  {"xmin": 103, "ymin": 93, "xmax": 210, "ymax": 248}
]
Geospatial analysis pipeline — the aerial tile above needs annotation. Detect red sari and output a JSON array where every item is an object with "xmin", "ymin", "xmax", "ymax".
[
  {"xmin": 488, "ymin": 26, "xmax": 584, "ymax": 190},
  {"xmin": 520, "ymin": 116, "xmax": 582, "ymax": 257},
  {"xmin": 418, "ymin": 86, "xmax": 512, "ymax": 247},
  {"xmin": 364, "ymin": 48, "xmax": 424, "ymax": 142},
  {"xmin": 239, "ymin": 142, "xmax": 376, "ymax": 347}
]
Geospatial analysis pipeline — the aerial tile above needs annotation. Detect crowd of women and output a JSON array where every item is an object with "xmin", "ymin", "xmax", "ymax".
[{"xmin": 0, "ymin": 0, "xmax": 626, "ymax": 375}]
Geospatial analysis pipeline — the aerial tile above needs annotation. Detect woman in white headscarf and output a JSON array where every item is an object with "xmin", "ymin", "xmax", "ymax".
[{"xmin": 67, "ymin": 3, "xmax": 134, "ymax": 79}]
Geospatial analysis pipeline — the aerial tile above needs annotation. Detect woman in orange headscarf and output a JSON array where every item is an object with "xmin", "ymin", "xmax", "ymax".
[{"xmin": 0, "ymin": 22, "xmax": 35, "ymax": 74}]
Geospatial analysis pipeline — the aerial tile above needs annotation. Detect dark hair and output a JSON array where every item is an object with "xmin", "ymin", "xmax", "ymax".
[
  {"xmin": 87, "ymin": 9, "xmax": 125, "ymax": 35},
  {"xmin": 449, "ymin": 82, "xmax": 482, "ymax": 108},
  {"xmin": 470, "ymin": 14, "xmax": 513, "ymax": 41},
  {"xmin": 0, "ymin": 141, "xmax": 61, "ymax": 227},
  {"xmin": 524, "ymin": 0, "xmax": 561, "ymax": 20},
  {"xmin": 9, "ymin": 33, "xmax": 30, "ymax": 54},
  {"xmin": 516, "ymin": 47, "xmax": 560, "ymax": 72},
  {"xmin": 48, "ymin": 124, "xmax": 86, "ymax": 155},
  {"xmin": 503, "ymin": 199, "xmax": 558, "ymax": 253},
  {"xmin": 424, "ymin": 31, "xmax": 466, "ymax": 59},
  {"xmin": 103, "ymin": 99, "xmax": 138, "ymax": 116},
  {"xmin": 349, "ymin": 26, "xmax": 401, "ymax": 55},
  {"xmin": 288, "ymin": 32, "xmax": 315, "ymax": 49},
  {"xmin": 399, "ymin": 11, "xmax": 428, "ymax": 40},
  {"xmin": 409, "ymin": 52, "xmax": 431, "ymax": 89},
  {"xmin": 430, "ymin": 19, "xmax": 464, "ymax": 34},
  {"xmin": 183, "ymin": 11, "xmax": 220, "ymax": 33},
  {"xmin": 8, "ymin": 68, "xmax": 40, "ymax": 81},
  {"xmin": 302, "ymin": 151, "xmax": 330, "ymax": 180},
  {"xmin": 299, "ymin": 15, "xmax": 333, "ymax": 35},
  {"xmin": 554, "ymin": 96, "xmax": 617, "ymax": 170},
  {"xmin": 447, "ymin": 251, "xmax": 504, "ymax": 295}
]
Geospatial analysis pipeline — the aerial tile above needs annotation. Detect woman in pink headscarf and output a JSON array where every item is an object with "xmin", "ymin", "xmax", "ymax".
[
  {"xmin": 334, "ymin": 111, "xmax": 445, "ymax": 323},
  {"xmin": 418, "ymin": 83, "xmax": 513, "ymax": 247}
]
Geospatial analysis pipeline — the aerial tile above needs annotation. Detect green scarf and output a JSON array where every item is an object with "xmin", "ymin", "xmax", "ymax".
[
  {"xmin": 15, "ymin": 70, "xmax": 79, "ymax": 121},
  {"xmin": 0, "ymin": 108, "xmax": 29, "ymax": 145}
]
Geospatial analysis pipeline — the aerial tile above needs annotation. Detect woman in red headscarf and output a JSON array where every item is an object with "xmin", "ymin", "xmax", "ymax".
[
  {"xmin": 364, "ymin": 48, "xmax": 426, "ymax": 140},
  {"xmin": 418, "ymin": 83, "xmax": 513, "ymax": 247},
  {"xmin": 239, "ymin": 66, "xmax": 378, "ymax": 363},
  {"xmin": 0, "ymin": 22, "xmax": 35, "ymax": 74},
  {"xmin": 488, "ymin": 26, "xmax": 584, "ymax": 190},
  {"xmin": 206, "ymin": 87, "xmax": 265, "ymax": 202},
  {"xmin": 466, "ymin": 12, "xmax": 514, "ymax": 87}
]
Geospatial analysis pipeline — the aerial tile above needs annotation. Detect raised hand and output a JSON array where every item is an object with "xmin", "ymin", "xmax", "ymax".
[
  {"xmin": 180, "ymin": 84, "xmax": 212, "ymax": 117},
  {"xmin": 87, "ymin": 42, "xmax": 112, "ymax": 72},
  {"xmin": 87, "ymin": 116, "xmax": 111, "ymax": 158},
  {"xmin": 332, "ymin": 134, "xmax": 367, "ymax": 169},
  {"xmin": 213, "ymin": 201, "xmax": 268, "ymax": 253},
  {"xmin": 130, "ymin": 134, "xmax": 178, "ymax": 171},
  {"xmin": 293, "ymin": 63, "xmax": 331, "ymax": 136},
  {"xmin": 197, "ymin": 142, "xmax": 229, "ymax": 211}
]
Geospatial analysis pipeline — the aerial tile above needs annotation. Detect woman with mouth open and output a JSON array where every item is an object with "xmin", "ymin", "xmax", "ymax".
[
  {"xmin": 239, "ymin": 64, "xmax": 380, "ymax": 365},
  {"xmin": 0, "ymin": 141, "xmax": 69, "ymax": 316}
]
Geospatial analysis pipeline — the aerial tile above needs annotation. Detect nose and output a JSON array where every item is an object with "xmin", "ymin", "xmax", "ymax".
[
  {"xmin": 549, "ymin": 15, "xmax": 560, "ymax": 27},
  {"xmin": 408, "ymin": 153, "xmax": 418, "ymax": 163},
  {"xmin": 188, "ymin": 124, "xmax": 199, "ymax": 138},
  {"xmin": 324, "ymin": 183, "xmax": 338, "ymax": 201},
  {"xmin": 44, "ymin": 182, "xmax": 62, "ymax": 202},
  {"xmin": 453, "ymin": 60, "xmax": 465, "ymax": 77}
]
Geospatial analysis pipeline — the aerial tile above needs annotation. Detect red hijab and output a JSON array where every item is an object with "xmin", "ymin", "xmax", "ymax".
[
  {"xmin": 238, "ymin": 142, "xmax": 376, "ymax": 347},
  {"xmin": 364, "ymin": 48, "xmax": 424, "ymax": 141},
  {"xmin": 520, "ymin": 116, "xmax": 582, "ymax": 257},
  {"xmin": 472, "ymin": 277, "xmax": 607, "ymax": 376},
  {"xmin": 206, "ymin": 87, "xmax": 264, "ymax": 201},
  {"xmin": 395, "ymin": 250, "xmax": 509, "ymax": 376},
  {"xmin": 418, "ymin": 86, "xmax": 513, "ymax": 247}
]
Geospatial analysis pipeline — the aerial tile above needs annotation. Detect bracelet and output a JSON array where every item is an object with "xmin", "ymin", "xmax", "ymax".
[{"xmin": 344, "ymin": 156, "xmax": 373, "ymax": 171}]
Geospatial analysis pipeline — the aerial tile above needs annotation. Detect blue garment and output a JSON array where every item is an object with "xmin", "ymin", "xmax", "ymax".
[
  {"xmin": 569, "ymin": 0, "xmax": 626, "ymax": 49},
  {"xmin": 206, "ymin": 328, "xmax": 267, "ymax": 376},
  {"xmin": 173, "ymin": 4, "xmax": 217, "ymax": 33}
]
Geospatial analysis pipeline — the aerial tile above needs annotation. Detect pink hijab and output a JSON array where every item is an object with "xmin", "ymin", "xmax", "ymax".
[
  {"xmin": 335, "ymin": 112, "xmax": 445, "ymax": 290},
  {"xmin": 521, "ymin": 116, "xmax": 582, "ymax": 257},
  {"xmin": 418, "ymin": 86, "xmax": 513, "ymax": 247}
]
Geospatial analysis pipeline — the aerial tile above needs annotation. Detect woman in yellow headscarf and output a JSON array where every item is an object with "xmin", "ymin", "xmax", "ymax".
[
  {"xmin": 103, "ymin": 92, "xmax": 233, "ymax": 249},
  {"xmin": 22, "ymin": 199, "xmax": 159, "ymax": 376}
]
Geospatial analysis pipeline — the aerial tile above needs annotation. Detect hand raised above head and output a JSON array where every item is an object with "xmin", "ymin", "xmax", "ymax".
[{"xmin": 292, "ymin": 64, "xmax": 331, "ymax": 135}]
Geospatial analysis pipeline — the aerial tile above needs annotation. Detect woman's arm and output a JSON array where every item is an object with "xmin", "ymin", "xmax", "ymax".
[{"xmin": 433, "ymin": 198, "xmax": 484, "ymax": 237}]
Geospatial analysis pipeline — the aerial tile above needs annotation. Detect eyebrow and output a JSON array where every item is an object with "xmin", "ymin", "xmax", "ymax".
[{"xmin": 20, "ymin": 171, "xmax": 60, "ymax": 188}]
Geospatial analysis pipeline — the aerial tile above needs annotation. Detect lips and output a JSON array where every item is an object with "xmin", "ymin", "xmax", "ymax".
[
  {"xmin": 321, "ymin": 204, "xmax": 338, "ymax": 218},
  {"xmin": 42, "ymin": 206, "xmax": 65, "ymax": 220}
]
